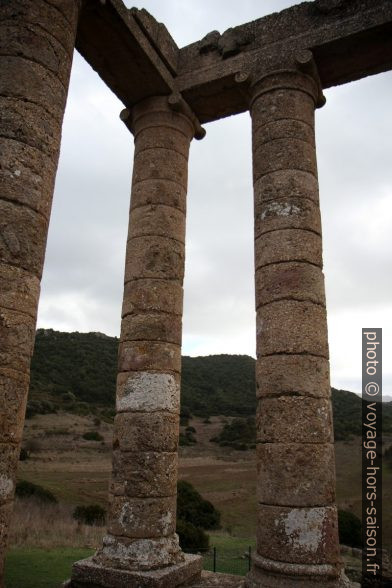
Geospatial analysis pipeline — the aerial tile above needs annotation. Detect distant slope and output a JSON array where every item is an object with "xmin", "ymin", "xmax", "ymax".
[{"xmin": 28, "ymin": 329, "xmax": 392, "ymax": 438}]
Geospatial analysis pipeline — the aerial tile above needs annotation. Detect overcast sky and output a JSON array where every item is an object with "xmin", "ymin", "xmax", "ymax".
[{"xmin": 37, "ymin": 1, "xmax": 392, "ymax": 397}]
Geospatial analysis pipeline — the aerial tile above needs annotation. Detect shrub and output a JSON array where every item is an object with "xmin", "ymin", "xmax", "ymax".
[
  {"xmin": 83, "ymin": 431, "xmax": 103, "ymax": 441},
  {"xmin": 338, "ymin": 509, "xmax": 361, "ymax": 548},
  {"xmin": 15, "ymin": 480, "xmax": 57, "ymax": 504},
  {"xmin": 211, "ymin": 417, "xmax": 256, "ymax": 450},
  {"xmin": 19, "ymin": 448, "xmax": 29, "ymax": 461},
  {"xmin": 177, "ymin": 480, "xmax": 220, "ymax": 530},
  {"xmin": 176, "ymin": 519, "xmax": 209, "ymax": 550},
  {"xmin": 73, "ymin": 504, "xmax": 106, "ymax": 526}
]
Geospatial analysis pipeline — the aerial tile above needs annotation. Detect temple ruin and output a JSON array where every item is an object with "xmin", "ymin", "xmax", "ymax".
[{"xmin": 1, "ymin": 0, "xmax": 392, "ymax": 586}]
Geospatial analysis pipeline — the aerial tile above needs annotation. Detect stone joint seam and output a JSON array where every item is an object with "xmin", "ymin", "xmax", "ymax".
[
  {"xmin": 254, "ymin": 166, "xmax": 318, "ymax": 183},
  {"xmin": 0, "ymin": 303, "xmax": 37, "ymax": 321},
  {"xmin": 254, "ymin": 226, "xmax": 322, "ymax": 240},
  {"xmin": 259, "ymin": 351, "xmax": 328, "ymax": 360},
  {"xmin": 127, "ymin": 233, "xmax": 185, "ymax": 247},
  {"xmin": 124, "ymin": 275, "xmax": 182, "ymax": 285},
  {"xmin": 132, "ymin": 109, "xmax": 195, "ymax": 139},
  {"xmin": 130, "ymin": 202, "xmax": 186, "ymax": 217},
  {"xmin": 0, "ymin": 194, "xmax": 51, "ymax": 224},
  {"xmin": 134, "ymin": 144, "xmax": 189, "ymax": 163},
  {"xmin": 120, "ymin": 336, "xmax": 181, "ymax": 347},
  {"xmin": 252, "ymin": 116, "xmax": 314, "ymax": 137},
  {"xmin": 131, "ymin": 176, "xmax": 186, "ymax": 192},
  {"xmin": 251, "ymin": 551, "xmax": 339, "ymax": 578},
  {"xmin": 0, "ymin": 94, "xmax": 62, "ymax": 127},
  {"xmin": 255, "ymin": 259, "xmax": 322, "ymax": 271},
  {"xmin": 133, "ymin": 123, "xmax": 190, "ymax": 142},
  {"xmin": 256, "ymin": 297, "xmax": 326, "ymax": 311},
  {"xmin": 0, "ymin": 132, "xmax": 58, "ymax": 162},
  {"xmin": 253, "ymin": 134, "xmax": 315, "ymax": 153},
  {"xmin": 2, "ymin": 53, "xmax": 68, "ymax": 94},
  {"xmin": 0, "ymin": 259, "xmax": 42, "ymax": 280}
]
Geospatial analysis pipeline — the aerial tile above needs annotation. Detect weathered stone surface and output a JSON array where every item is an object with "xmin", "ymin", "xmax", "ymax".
[
  {"xmin": 255, "ymin": 229, "xmax": 322, "ymax": 269},
  {"xmin": 253, "ymin": 119, "xmax": 315, "ymax": 150},
  {"xmin": 189, "ymin": 571, "xmax": 245, "ymax": 587},
  {"xmin": 0, "ymin": 199, "xmax": 49, "ymax": 278},
  {"xmin": 122, "ymin": 279, "xmax": 183, "ymax": 317},
  {"xmin": 0, "ymin": 369, "xmax": 30, "ymax": 444},
  {"xmin": 0, "ymin": 135, "xmax": 57, "ymax": 216},
  {"xmin": 130, "ymin": 178, "xmax": 187, "ymax": 213},
  {"xmin": 134, "ymin": 125, "xmax": 191, "ymax": 156},
  {"xmin": 256, "ymin": 504, "xmax": 341, "ymax": 565},
  {"xmin": 256, "ymin": 443, "xmax": 336, "ymax": 506},
  {"xmin": 95, "ymin": 533, "xmax": 184, "ymax": 571},
  {"xmin": 256, "ymin": 397, "xmax": 333, "ymax": 443},
  {"xmin": 108, "ymin": 495, "xmax": 176, "ymax": 538},
  {"xmin": 115, "ymin": 412, "xmax": 179, "ymax": 453},
  {"xmin": 255, "ymin": 196, "xmax": 321, "ymax": 238},
  {"xmin": 120, "ymin": 312, "xmax": 182, "ymax": 345},
  {"xmin": 0, "ymin": 307, "xmax": 36, "ymax": 373},
  {"xmin": 254, "ymin": 170, "xmax": 319, "ymax": 206},
  {"xmin": 110, "ymin": 450, "xmax": 177, "ymax": 498},
  {"xmin": 129, "ymin": 205, "xmax": 185, "ymax": 243},
  {"xmin": 256, "ymin": 300, "xmax": 329, "ymax": 357},
  {"xmin": 256, "ymin": 354, "xmax": 330, "ymax": 398},
  {"xmin": 256, "ymin": 262, "xmax": 325, "ymax": 307},
  {"xmin": 125, "ymin": 236, "xmax": 185, "ymax": 282},
  {"xmin": 0, "ymin": 263, "xmax": 40, "ymax": 318},
  {"xmin": 70, "ymin": 552, "xmax": 202, "ymax": 586},
  {"xmin": 251, "ymin": 89, "xmax": 315, "ymax": 133},
  {"xmin": 118, "ymin": 340, "xmax": 181, "ymax": 373},
  {"xmin": 0, "ymin": 444, "xmax": 19, "ymax": 505},
  {"xmin": 253, "ymin": 138, "xmax": 317, "ymax": 182},
  {"xmin": 132, "ymin": 148, "xmax": 188, "ymax": 189},
  {"xmin": 116, "ymin": 371, "xmax": 180, "ymax": 414}
]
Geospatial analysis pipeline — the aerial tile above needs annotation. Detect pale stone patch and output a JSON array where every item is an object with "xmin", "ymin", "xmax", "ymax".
[
  {"xmin": 279, "ymin": 507, "xmax": 326, "ymax": 552},
  {"xmin": 0, "ymin": 475, "xmax": 13, "ymax": 499},
  {"xmin": 99, "ymin": 533, "xmax": 182, "ymax": 569},
  {"xmin": 117, "ymin": 371, "xmax": 179, "ymax": 413},
  {"xmin": 261, "ymin": 201, "xmax": 301, "ymax": 220}
]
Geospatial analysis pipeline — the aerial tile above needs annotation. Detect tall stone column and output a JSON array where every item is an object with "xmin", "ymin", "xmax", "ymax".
[
  {"xmin": 246, "ymin": 59, "xmax": 350, "ymax": 588},
  {"xmin": 0, "ymin": 0, "xmax": 80, "ymax": 581},
  {"xmin": 70, "ymin": 96, "xmax": 203, "ymax": 587}
]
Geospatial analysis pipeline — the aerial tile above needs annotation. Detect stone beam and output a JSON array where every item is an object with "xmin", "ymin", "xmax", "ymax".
[
  {"xmin": 75, "ymin": 0, "xmax": 178, "ymax": 107},
  {"xmin": 177, "ymin": 0, "xmax": 392, "ymax": 123}
]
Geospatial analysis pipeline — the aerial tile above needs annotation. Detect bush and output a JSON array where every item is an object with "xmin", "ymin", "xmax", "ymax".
[
  {"xmin": 177, "ymin": 480, "xmax": 220, "ymax": 530},
  {"xmin": 176, "ymin": 519, "xmax": 209, "ymax": 550},
  {"xmin": 15, "ymin": 480, "xmax": 57, "ymax": 504},
  {"xmin": 338, "ymin": 509, "xmax": 361, "ymax": 548},
  {"xmin": 82, "ymin": 431, "xmax": 103, "ymax": 441},
  {"xmin": 19, "ymin": 448, "xmax": 29, "ymax": 461},
  {"xmin": 211, "ymin": 417, "xmax": 256, "ymax": 450},
  {"xmin": 73, "ymin": 504, "xmax": 106, "ymax": 526}
]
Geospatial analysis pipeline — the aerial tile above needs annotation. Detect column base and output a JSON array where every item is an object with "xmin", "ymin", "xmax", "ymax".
[
  {"xmin": 245, "ymin": 553, "xmax": 359, "ymax": 588},
  {"xmin": 65, "ymin": 553, "xmax": 202, "ymax": 588}
]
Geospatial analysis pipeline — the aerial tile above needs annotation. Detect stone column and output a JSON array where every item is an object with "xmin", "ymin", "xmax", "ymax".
[
  {"xmin": 0, "ymin": 0, "xmax": 80, "ymax": 581},
  {"xmin": 70, "ymin": 96, "xmax": 203, "ymax": 587},
  {"xmin": 246, "ymin": 60, "xmax": 349, "ymax": 588}
]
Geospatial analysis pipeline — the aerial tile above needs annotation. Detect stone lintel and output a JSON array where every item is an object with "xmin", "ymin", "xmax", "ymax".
[
  {"xmin": 75, "ymin": 0, "xmax": 176, "ymax": 108},
  {"xmin": 67, "ymin": 553, "xmax": 202, "ymax": 588},
  {"xmin": 176, "ymin": 0, "xmax": 392, "ymax": 122}
]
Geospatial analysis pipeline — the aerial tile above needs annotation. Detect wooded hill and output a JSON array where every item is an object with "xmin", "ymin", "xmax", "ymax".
[{"xmin": 28, "ymin": 329, "xmax": 392, "ymax": 440}]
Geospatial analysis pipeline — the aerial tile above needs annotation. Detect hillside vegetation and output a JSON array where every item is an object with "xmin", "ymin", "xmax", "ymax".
[{"xmin": 28, "ymin": 329, "xmax": 392, "ymax": 439}]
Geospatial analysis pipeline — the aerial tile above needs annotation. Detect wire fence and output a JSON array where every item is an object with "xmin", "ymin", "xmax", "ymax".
[{"xmin": 183, "ymin": 546, "xmax": 252, "ymax": 576}]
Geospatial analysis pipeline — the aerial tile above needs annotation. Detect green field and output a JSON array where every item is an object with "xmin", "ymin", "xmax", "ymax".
[{"xmin": 5, "ymin": 547, "xmax": 93, "ymax": 588}]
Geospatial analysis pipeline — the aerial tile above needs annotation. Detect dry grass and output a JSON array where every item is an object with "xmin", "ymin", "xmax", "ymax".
[{"xmin": 9, "ymin": 498, "xmax": 105, "ymax": 549}]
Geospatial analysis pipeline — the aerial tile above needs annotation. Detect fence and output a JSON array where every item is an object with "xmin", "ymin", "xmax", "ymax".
[{"xmin": 183, "ymin": 546, "xmax": 252, "ymax": 576}]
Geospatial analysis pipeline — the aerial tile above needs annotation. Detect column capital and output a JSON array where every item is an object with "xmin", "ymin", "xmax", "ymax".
[
  {"xmin": 120, "ymin": 94, "xmax": 206, "ymax": 140},
  {"xmin": 238, "ymin": 50, "xmax": 326, "ymax": 110}
]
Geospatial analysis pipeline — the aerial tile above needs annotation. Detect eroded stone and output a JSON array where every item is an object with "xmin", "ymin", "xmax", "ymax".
[
  {"xmin": 115, "ymin": 412, "xmax": 179, "ymax": 452},
  {"xmin": 116, "ymin": 371, "xmax": 180, "ymax": 413},
  {"xmin": 255, "ymin": 262, "xmax": 325, "ymax": 307},
  {"xmin": 107, "ymin": 495, "xmax": 176, "ymax": 538}
]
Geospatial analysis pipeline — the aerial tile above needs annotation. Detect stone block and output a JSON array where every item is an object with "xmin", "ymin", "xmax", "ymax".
[
  {"xmin": 110, "ymin": 450, "xmax": 177, "ymax": 498},
  {"xmin": 0, "ymin": 443, "xmax": 19, "ymax": 505},
  {"xmin": 0, "ymin": 199, "xmax": 48, "ymax": 278},
  {"xmin": 120, "ymin": 313, "xmax": 182, "ymax": 345},
  {"xmin": 118, "ymin": 340, "xmax": 181, "ymax": 373},
  {"xmin": 255, "ymin": 262, "xmax": 325, "ymax": 307},
  {"xmin": 69, "ymin": 552, "xmax": 202, "ymax": 587},
  {"xmin": 253, "ymin": 118, "xmax": 315, "ymax": 151},
  {"xmin": 256, "ymin": 443, "xmax": 336, "ymax": 506},
  {"xmin": 256, "ymin": 396, "xmax": 333, "ymax": 443},
  {"xmin": 0, "ymin": 307, "xmax": 36, "ymax": 373},
  {"xmin": 251, "ymin": 88, "xmax": 314, "ymax": 133},
  {"xmin": 116, "ymin": 371, "xmax": 180, "ymax": 414},
  {"xmin": 0, "ymin": 368, "xmax": 29, "ymax": 444},
  {"xmin": 256, "ymin": 354, "xmax": 330, "ymax": 398},
  {"xmin": 256, "ymin": 300, "xmax": 329, "ymax": 357},
  {"xmin": 0, "ymin": 263, "xmax": 40, "ymax": 317},
  {"xmin": 95, "ymin": 533, "xmax": 183, "ymax": 571},
  {"xmin": 253, "ymin": 137, "xmax": 317, "ymax": 182},
  {"xmin": 122, "ymin": 279, "xmax": 183, "ymax": 317},
  {"xmin": 125, "ymin": 236, "xmax": 185, "ymax": 282},
  {"xmin": 134, "ymin": 125, "xmax": 190, "ymax": 156},
  {"xmin": 255, "ymin": 196, "xmax": 321, "ymax": 238},
  {"xmin": 114, "ymin": 412, "xmax": 179, "ymax": 453},
  {"xmin": 254, "ymin": 169, "xmax": 319, "ymax": 206},
  {"xmin": 107, "ymin": 495, "xmax": 176, "ymax": 538},
  {"xmin": 256, "ymin": 504, "xmax": 340, "ymax": 565},
  {"xmin": 129, "ymin": 205, "xmax": 185, "ymax": 243},
  {"xmin": 255, "ymin": 228, "xmax": 322, "ymax": 269},
  {"xmin": 130, "ymin": 178, "xmax": 186, "ymax": 213},
  {"xmin": 132, "ymin": 148, "xmax": 188, "ymax": 190}
]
